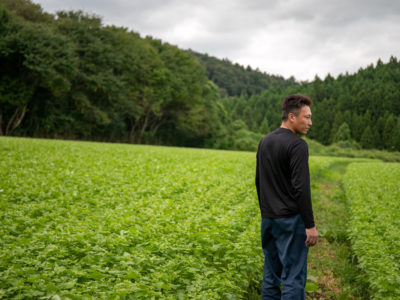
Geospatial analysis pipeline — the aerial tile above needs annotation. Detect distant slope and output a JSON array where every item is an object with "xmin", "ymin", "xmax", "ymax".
[{"xmin": 187, "ymin": 50, "xmax": 297, "ymax": 97}]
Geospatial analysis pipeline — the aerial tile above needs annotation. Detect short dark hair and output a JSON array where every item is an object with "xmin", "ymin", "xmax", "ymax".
[{"xmin": 281, "ymin": 94, "xmax": 312, "ymax": 121}]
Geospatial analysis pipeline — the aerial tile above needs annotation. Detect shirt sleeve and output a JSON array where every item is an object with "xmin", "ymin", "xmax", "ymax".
[{"xmin": 289, "ymin": 140, "xmax": 315, "ymax": 228}]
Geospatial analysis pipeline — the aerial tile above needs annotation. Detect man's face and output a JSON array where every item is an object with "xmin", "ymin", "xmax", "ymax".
[{"xmin": 292, "ymin": 106, "xmax": 312, "ymax": 135}]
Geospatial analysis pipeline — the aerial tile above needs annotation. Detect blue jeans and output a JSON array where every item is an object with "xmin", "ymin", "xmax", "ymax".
[{"xmin": 261, "ymin": 214, "xmax": 308, "ymax": 300}]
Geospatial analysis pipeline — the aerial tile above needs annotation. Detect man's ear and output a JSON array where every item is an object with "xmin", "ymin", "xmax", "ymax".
[{"xmin": 288, "ymin": 112, "xmax": 296, "ymax": 122}]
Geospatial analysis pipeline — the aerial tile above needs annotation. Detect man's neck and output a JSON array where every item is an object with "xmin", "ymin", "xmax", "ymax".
[{"xmin": 280, "ymin": 122, "xmax": 295, "ymax": 134}]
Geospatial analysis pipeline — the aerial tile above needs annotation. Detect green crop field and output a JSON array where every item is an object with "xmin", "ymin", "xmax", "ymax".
[
  {"xmin": 344, "ymin": 163, "xmax": 400, "ymax": 299},
  {"xmin": 0, "ymin": 137, "xmax": 263, "ymax": 299},
  {"xmin": 1, "ymin": 137, "xmax": 399, "ymax": 299}
]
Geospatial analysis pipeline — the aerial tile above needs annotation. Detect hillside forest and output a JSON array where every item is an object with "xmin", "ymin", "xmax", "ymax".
[{"xmin": 1, "ymin": 0, "xmax": 400, "ymax": 151}]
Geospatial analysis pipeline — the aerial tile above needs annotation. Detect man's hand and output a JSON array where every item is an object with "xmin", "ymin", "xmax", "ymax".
[{"xmin": 305, "ymin": 227, "xmax": 318, "ymax": 247}]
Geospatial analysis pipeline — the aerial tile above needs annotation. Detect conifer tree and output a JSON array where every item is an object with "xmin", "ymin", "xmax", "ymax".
[
  {"xmin": 360, "ymin": 126, "xmax": 374, "ymax": 149},
  {"xmin": 259, "ymin": 117, "xmax": 270, "ymax": 134},
  {"xmin": 383, "ymin": 114, "xmax": 396, "ymax": 148},
  {"xmin": 334, "ymin": 122, "xmax": 351, "ymax": 142}
]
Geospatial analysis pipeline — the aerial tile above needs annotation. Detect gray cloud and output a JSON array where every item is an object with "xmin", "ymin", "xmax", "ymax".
[{"xmin": 37, "ymin": 0, "xmax": 400, "ymax": 81}]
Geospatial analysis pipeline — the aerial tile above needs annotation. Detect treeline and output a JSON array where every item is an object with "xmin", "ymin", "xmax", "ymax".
[
  {"xmin": 0, "ymin": 0, "xmax": 227, "ymax": 147},
  {"xmin": 188, "ymin": 50, "xmax": 297, "ymax": 97},
  {"xmin": 1, "ymin": 0, "xmax": 400, "ymax": 152},
  {"xmin": 226, "ymin": 58, "xmax": 400, "ymax": 151}
]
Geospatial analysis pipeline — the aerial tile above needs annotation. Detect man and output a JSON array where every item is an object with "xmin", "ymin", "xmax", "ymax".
[{"xmin": 255, "ymin": 94, "xmax": 318, "ymax": 299}]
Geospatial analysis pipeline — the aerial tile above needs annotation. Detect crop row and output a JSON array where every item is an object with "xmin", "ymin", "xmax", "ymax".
[{"xmin": 344, "ymin": 162, "xmax": 400, "ymax": 299}]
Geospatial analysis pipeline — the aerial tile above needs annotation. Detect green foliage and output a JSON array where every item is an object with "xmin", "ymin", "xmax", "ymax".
[
  {"xmin": 259, "ymin": 117, "xmax": 270, "ymax": 134},
  {"xmin": 224, "ymin": 90, "xmax": 284, "ymax": 136},
  {"xmin": 0, "ymin": 0, "xmax": 53, "ymax": 23},
  {"xmin": 221, "ymin": 59, "xmax": 400, "ymax": 152},
  {"xmin": 0, "ymin": 1, "xmax": 220, "ymax": 147},
  {"xmin": 146, "ymin": 39, "xmax": 216, "ymax": 146},
  {"xmin": 304, "ymin": 137, "xmax": 400, "ymax": 162},
  {"xmin": 343, "ymin": 163, "xmax": 400, "ymax": 299},
  {"xmin": 0, "ymin": 7, "xmax": 76, "ymax": 135},
  {"xmin": 383, "ymin": 114, "xmax": 397, "ymax": 149},
  {"xmin": 360, "ymin": 126, "xmax": 375, "ymax": 149},
  {"xmin": 334, "ymin": 122, "xmax": 351, "ymax": 142},
  {"xmin": 307, "ymin": 158, "xmax": 372, "ymax": 298},
  {"xmin": 209, "ymin": 119, "xmax": 263, "ymax": 151},
  {"xmin": 0, "ymin": 137, "xmax": 263, "ymax": 298},
  {"xmin": 188, "ymin": 50, "xmax": 297, "ymax": 97}
]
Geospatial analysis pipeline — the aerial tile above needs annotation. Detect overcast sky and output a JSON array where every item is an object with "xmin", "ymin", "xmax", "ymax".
[{"xmin": 35, "ymin": 0, "xmax": 400, "ymax": 81}]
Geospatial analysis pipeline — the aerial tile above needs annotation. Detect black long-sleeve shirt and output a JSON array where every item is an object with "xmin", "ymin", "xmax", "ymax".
[{"xmin": 255, "ymin": 127, "xmax": 315, "ymax": 228}]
